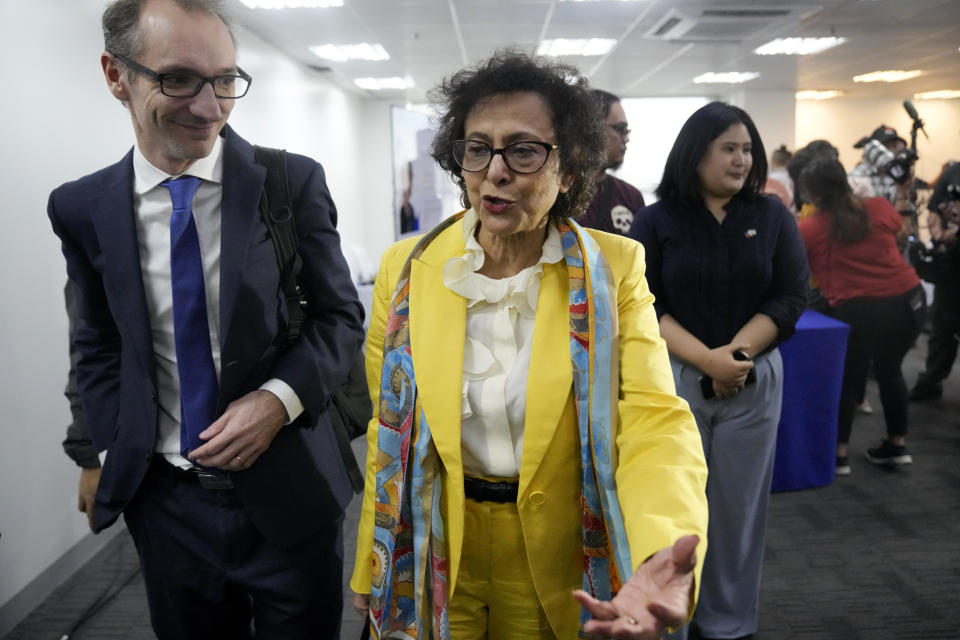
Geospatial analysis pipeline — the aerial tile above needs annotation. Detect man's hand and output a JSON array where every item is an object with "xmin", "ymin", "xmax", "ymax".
[
  {"xmin": 574, "ymin": 535, "xmax": 699, "ymax": 639},
  {"xmin": 78, "ymin": 467, "xmax": 102, "ymax": 532},
  {"xmin": 189, "ymin": 389, "xmax": 287, "ymax": 471}
]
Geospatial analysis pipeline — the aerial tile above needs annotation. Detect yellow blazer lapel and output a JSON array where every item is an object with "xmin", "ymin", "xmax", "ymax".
[
  {"xmin": 409, "ymin": 259, "xmax": 466, "ymax": 470},
  {"xmin": 519, "ymin": 259, "xmax": 573, "ymax": 497},
  {"xmin": 407, "ymin": 219, "xmax": 468, "ymax": 591}
]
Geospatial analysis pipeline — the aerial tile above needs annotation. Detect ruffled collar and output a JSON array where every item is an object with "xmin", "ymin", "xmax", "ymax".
[{"xmin": 441, "ymin": 208, "xmax": 564, "ymax": 316}]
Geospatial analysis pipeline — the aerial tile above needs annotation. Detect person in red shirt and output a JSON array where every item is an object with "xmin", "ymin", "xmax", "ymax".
[{"xmin": 797, "ymin": 158, "xmax": 924, "ymax": 476}]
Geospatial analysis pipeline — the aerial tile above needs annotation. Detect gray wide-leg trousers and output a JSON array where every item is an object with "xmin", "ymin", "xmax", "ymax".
[{"xmin": 667, "ymin": 350, "xmax": 783, "ymax": 640}]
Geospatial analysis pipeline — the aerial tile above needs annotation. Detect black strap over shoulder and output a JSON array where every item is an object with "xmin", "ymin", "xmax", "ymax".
[
  {"xmin": 254, "ymin": 145, "xmax": 305, "ymax": 348},
  {"xmin": 253, "ymin": 145, "xmax": 367, "ymax": 493}
]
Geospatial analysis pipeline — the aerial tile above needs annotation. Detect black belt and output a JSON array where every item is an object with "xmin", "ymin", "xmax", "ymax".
[
  {"xmin": 464, "ymin": 476, "xmax": 519, "ymax": 503},
  {"xmin": 150, "ymin": 457, "xmax": 234, "ymax": 490}
]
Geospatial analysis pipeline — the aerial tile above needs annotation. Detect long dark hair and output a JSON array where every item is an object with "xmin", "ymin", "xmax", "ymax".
[
  {"xmin": 799, "ymin": 158, "xmax": 871, "ymax": 244},
  {"xmin": 429, "ymin": 49, "xmax": 605, "ymax": 220},
  {"xmin": 787, "ymin": 139, "xmax": 839, "ymax": 208},
  {"xmin": 656, "ymin": 101, "xmax": 767, "ymax": 205}
]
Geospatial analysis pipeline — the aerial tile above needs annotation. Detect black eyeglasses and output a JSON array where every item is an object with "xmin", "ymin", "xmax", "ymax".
[
  {"xmin": 607, "ymin": 123, "xmax": 631, "ymax": 138},
  {"xmin": 452, "ymin": 139, "xmax": 559, "ymax": 174},
  {"xmin": 109, "ymin": 51, "xmax": 252, "ymax": 99}
]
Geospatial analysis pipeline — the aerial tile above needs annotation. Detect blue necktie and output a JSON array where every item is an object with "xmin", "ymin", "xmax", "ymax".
[{"xmin": 162, "ymin": 176, "xmax": 219, "ymax": 456}]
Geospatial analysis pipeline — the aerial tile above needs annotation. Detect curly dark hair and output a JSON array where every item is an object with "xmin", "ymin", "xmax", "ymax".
[
  {"xmin": 656, "ymin": 101, "xmax": 767, "ymax": 205},
  {"xmin": 429, "ymin": 49, "xmax": 605, "ymax": 221}
]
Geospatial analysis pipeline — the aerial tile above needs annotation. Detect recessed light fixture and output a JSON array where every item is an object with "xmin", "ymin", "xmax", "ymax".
[
  {"xmin": 239, "ymin": 0, "xmax": 342, "ymax": 8},
  {"xmin": 913, "ymin": 90, "xmax": 960, "ymax": 100},
  {"xmin": 796, "ymin": 90, "xmax": 845, "ymax": 100},
  {"xmin": 754, "ymin": 37, "xmax": 846, "ymax": 56},
  {"xmin": 309, "ymin": 43, "xmax": 389, "ymax": 62},
  {"xmin": 853, "ymin": 69, "xmax": 923, "ymax": 83},
  {"xmin": 693, "ymin": 71, "xmax": 760, "ymax": 84},
  {"xmin": 354, "ymin": 76, "xmax": 414, "ymax": 91},
  {"xmin": 536, "ymin": 38, "xmax": 617, "ymax": 57}
]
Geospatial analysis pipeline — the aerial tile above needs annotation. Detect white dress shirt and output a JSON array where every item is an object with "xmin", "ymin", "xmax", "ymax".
[
  {"xmin": 441, "ymin": 208, "xmax": 563, "ymax": 478},
  {"xmin": 132, "ymin": 137, "xmax": 302, "ymax": 468}
]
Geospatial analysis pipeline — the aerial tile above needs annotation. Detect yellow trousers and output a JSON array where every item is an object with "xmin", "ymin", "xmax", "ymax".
[{"xmin": 448, "ymin": 498, "xmax": 557, "ymax": 639}]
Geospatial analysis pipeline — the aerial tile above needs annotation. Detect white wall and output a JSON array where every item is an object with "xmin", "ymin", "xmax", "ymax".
[
  {"xmin": 618, "ymin": 97, "xmax": 711, "ymax": 202},
  {"xmin": 0, "ymin": 0, "xmax": 378, "ymax": 631},
  {"xmin": 0, "ymin": 0, "xmax": 137, "ymax": 629},
  {"xmin": 728, "ymin": 89, "xmax": 798, "ymax": 162},
  {"xmin": 361, "ymin": 99, "xmax": 403, "ymax": 263},
  {"xmin": 796, "ymin": 97, "xmax": 960, "ymax": 185}
]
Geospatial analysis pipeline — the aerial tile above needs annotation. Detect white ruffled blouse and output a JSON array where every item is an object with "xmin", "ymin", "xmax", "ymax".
[{"xmin": 441, "ymin": 208, "xmax": 564, "ymax": 478}]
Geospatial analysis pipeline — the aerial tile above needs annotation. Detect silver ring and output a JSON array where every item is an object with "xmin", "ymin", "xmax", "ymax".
[{"xmin": 235, "ymin": 455, "xmax": 246, "ymax": 465}]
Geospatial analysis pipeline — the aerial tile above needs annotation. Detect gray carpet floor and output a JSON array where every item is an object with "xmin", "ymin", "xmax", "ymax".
[{"xmin": 6, "ymin": 337, "xmax": 959, "ymax": 639}]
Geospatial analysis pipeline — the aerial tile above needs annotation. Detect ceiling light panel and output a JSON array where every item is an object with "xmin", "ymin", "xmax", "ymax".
[
  {"xmin": 796, "ymin": 90, "xmax": 844, "ymax": 100},
  {"xmin": 754, "ymin": 37, "xmax": 846, "ymax": 56},
  {"xmin": 239, "ymin": 0, "xmax": 342, "ymax": 7},
  {"xmin": 693, "ymin": 71, "xmax": 760, "ymax": 84},
  {"xmin": 853, "ymin": 70, "xmax": 923, "ymax": 83},
  {"xmin": 354, "ymin": 76, "xmax": 414, "ymax": 91},
  {"xmin": 309, "ymin": 43, "xmax": 389, "ymax": 62},
  {"xmin": 537, "ymin": 38, "xmax": 617, "ymax": 56},
  {"xmin": 913, "ymin": 90, "xmax": 960, "ymax": 100}
]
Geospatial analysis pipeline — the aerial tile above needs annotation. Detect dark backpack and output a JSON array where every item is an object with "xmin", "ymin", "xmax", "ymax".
[{"xmin": 254, "ymin": 145, "xmax": 368, "ymax": 494}]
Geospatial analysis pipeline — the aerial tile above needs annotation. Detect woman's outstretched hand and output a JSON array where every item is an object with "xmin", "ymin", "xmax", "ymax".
[{"xmin": 573, "ymin": 534, "xmax": 699, "ymax": 639}]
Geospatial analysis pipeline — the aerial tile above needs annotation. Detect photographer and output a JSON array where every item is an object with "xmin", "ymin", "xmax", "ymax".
[
  {"xmin": 910, "ymin": 162, "xmax": 960, "ymax": 401},
  {"xmin": 848, "ymin": 125, "xmax": 917, "ymax": 240}
]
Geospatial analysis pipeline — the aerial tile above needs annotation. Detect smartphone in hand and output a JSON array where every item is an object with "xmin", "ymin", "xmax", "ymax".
[
  {"xmin": 734, "ymin": 350, "xmax": 757, "ymax": 386},
  {"xmin": 700, "ymin": 375, "xmax": 716, "ymax": 399}
]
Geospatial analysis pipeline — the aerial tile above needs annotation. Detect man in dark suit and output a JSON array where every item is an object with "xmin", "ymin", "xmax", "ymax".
[{"xmin": 47, "ymin": 0, "xmax": 364, "ymax": 637}]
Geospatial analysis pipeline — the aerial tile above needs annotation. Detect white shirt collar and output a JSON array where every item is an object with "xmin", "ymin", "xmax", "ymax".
[{"xmin": 133, "ymin": 134, "xmax": 224, "ymax": 195}]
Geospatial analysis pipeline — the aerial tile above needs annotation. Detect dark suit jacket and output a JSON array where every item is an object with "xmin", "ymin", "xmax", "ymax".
[{"xmin": 48, "ymin": 126, "xmax": 364, "ymax": 547}]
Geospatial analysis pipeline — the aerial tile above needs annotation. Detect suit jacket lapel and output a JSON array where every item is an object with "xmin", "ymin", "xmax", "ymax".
[
  {"xmin": 218, "ymin": 128, "xmax": 267, "ymax": 358},
  {"xmin": 518, "ymin": 259, "xmax": 573, "ymax": 497},
  {"xmin": 90, "ymin": 152, "xmax": 155, "ymax": 385}
]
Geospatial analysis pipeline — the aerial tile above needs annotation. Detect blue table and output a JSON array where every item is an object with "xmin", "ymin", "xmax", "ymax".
[{"xmin": 771, "ymin": 310, "xmax": 850, "ymax": 492}]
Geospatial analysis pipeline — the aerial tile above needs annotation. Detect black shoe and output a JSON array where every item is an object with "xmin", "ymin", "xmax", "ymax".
[
  {"xmin": 865, "ymin": 440, "xmax": 913, "ymax": 466},
  {"xmin": 835, "ymin": 456, "xmax": 851, "ymax": 476},
  {"xmin": 909, "ymin": 384, "xmax": 942, "ymax": 402}
]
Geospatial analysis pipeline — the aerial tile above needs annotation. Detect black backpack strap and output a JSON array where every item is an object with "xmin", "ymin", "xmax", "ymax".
[
  {"xmin": 254, "ymin": 145, "xmax": 304, "ymax": 348},
  {"xmin": 253, "ymin": 144, "xmax": 368, "ymax": 493}
]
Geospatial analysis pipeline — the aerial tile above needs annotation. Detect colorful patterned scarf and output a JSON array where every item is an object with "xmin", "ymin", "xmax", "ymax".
[{"xmin": 368, "ymin": 212, "xmax": 632, "ymax": 639}]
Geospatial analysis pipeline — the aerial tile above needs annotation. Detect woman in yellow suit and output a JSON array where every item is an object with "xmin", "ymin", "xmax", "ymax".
[{"xmin": 351, "ymin": 51, "xmax": 708, "ymax": 640}]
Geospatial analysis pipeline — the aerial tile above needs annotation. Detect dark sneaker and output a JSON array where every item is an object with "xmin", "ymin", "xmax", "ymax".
[
  {"xmin": 909, "ymin": 384, "xmax": 942, "ymax": 402},
  {"xmin": 835, "ymin": 456, "xmax": 851, "ymax": 476},
  {"xmin": 865, "ymin": 440, "xmax": 913, "ymax": 466}
]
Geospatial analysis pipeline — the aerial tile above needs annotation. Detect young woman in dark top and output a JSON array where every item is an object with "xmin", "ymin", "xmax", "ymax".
[
  {"xmin": 797, "ymin": 158, "xmax": 922, "ymax": 474},
  {"xmin": 629, "ymin": 102, "xmax": 809, "ymax": 640}
]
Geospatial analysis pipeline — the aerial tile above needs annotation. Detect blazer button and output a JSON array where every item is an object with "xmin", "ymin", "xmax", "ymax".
[{"xmin": 529, "ymin": 491, "xmax": 546, "ymax": 506}]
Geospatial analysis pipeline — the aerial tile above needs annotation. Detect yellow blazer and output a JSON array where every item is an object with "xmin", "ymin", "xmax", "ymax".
[{"xmin": 350, "ymin": 216, "xmax": 708, "ymax": 638}]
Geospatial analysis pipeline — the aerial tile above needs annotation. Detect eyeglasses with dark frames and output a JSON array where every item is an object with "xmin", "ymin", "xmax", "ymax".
[
  {"xmin": 607, "ymin": 123, "xmax": 631, "ymax": 138},
  {"xmin": 108, "ymin": 51, "xmax": 252, "ymax": 99},
  {"xmin": 452, "ymin": 139, "xmax": 559, "ymax": 174}
]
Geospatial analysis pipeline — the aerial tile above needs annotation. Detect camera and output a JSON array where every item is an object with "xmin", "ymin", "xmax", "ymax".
[{"xmin": 885, "ymin": 149, "xmax": 918, "ymax": 185}]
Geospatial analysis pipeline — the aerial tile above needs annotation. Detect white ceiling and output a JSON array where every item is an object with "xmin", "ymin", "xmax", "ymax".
[{"xmin": 229, "ymin": 0, "xmax": 960, "ymax": 103}]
